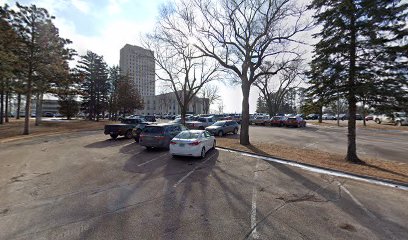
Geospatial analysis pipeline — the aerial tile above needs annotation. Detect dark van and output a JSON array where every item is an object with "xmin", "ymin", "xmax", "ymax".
[{"xmin": 139, "ymin": 123, "xmax": 187, "ymax": 149}]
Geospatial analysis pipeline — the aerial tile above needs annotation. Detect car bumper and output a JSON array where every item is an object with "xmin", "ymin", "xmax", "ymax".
[{"xmin": 170, "ymin": 144, "xmax": 201, "ymax": 157}]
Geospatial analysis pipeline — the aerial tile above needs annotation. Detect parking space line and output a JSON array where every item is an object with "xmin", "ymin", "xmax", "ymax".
[
  {"xmin": 250, "ymin": 159, "xmax": 260, "ymax": 239},
  {"xmin": 173, "ymin": 152, "xmax": 217, "ymax": 188},
  {"xmin": 137, "ymin": 153, "xmax": 169, "ymax": 167}
]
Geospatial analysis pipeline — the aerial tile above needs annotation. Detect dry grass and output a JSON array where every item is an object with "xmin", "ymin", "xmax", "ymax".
[
  {"xmin": 0, "ymin": 118, "xmax": 116, "ymax": 141},
  {"xmin": 217, "ymin": 136, "xmax": 408, "ymax": 184}
]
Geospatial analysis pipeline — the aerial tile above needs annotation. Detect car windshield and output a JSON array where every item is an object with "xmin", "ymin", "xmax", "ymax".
[
  {"xmin": 212, "ymin": 121, "xmax": 225, "ymax": 126},
  {"xmin": 142, "ymin": 126, "xmax": 163, "ymax": 134},
  {"xmin": 396, "ymin": 113, "xmax": 406, "ymax": 117},
  {"xmin": 176, "ymin": 131, "xmax": 201, "ymax": 139},
  {"xmin": 272, "ymin": 117, "xmax": 281, "ymax": 120},
  {"xmin": 198, "ymin": 118, "xmax": 207, "ymax": 122},
  {"xmin": 288, "ymin": 117, "xmax": 297, "ymax": 120}
]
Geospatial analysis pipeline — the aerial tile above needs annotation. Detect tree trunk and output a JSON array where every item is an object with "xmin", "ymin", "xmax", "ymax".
[
  {"xmin": 16, "ymin": 93, "xmax": 21, "ymax": 119},
  {"xmin": 0, "ymin": 87, "xmax": 3, "ymax": 125},
  {"xmin": 5, "ymin": 91, "xmax": 9, "ymax": 123},
  {"xmin": 35, "ymin": 93, "xmax": 44, "ymax": 126},
  {"xmin": 318, "ymin": 104, "xmax": 323, "ymax": 123},
  {"xmin": 240, "ymin": 80, "xmax": 250, "ymax": 145},
  {"xmin": 345, "ymin": 3, "xmax": 362, "ymax": 163},
  {"xmin": 362, "ymin": 99, "xmax": 366, "ymax": 127},
  {"xmin": 24, "ymin": 67, "xmax": 33, "ymax": 135}
]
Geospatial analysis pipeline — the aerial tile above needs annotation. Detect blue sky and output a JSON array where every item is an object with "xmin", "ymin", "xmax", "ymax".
[{"xmin": 1, "ymin": 0, "xmax": 267, "ymax": 113}]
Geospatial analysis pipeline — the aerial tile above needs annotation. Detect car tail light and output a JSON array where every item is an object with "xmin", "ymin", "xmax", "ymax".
[
  {"xmin": 189, "ymin": 141, "xmax": 200, "ymax": 146},
  {"xmin": 170, "ymin": 141, "xmax": 177, "ymax": 145}
]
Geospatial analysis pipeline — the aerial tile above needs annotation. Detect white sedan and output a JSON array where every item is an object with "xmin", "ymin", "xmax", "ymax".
[{"xmin": 170, "ymin": 130, "xmax": 216, "ymax": 158}]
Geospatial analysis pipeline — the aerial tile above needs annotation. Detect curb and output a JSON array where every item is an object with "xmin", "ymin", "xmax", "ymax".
[{"xmin": 216, "ymin": 146, "xmax": 408, "ymax": 190}]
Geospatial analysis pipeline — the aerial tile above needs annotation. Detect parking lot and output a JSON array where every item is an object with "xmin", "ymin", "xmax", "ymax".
[
  {"xmin": 245, "ymin": 122, "xmax": 408, "ymax": 164},
  {"xmin": 0, "ymin": 131, "xmax": 407, "ymax": 239}
]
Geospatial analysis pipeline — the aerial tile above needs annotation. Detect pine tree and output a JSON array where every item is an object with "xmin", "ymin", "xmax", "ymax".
[
  {"xmin": 308, "ymin": 0, "xmax": 408, "ymax": 163},
  {"xmin": 77, "ymin": 51, "xmax": 109, "ymax": 121},
  {"xmin": 0, "ymin": 5, "xmax": 20, "ymax": 124}
]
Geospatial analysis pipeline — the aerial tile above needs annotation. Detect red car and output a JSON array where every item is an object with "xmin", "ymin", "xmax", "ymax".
[
  {"xmin": 269, "ymin": 116, "xmax": 286, "ymax": 127},
  {"xmin": 285, "ymin": 116, "xmax": 306, "ymax": 128},
  {"xmin": 365, "ymin": 115, "xmax": 373, "ymax": 121}
]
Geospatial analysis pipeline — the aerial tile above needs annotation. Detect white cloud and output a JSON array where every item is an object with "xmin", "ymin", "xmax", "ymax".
[
  {"xmin": 70, "ymin": 0, "xmax": 90, "ymax": 14},
  {"xmin": 107, "ymin": 0, "xmax": 129, "ymax": 15}
]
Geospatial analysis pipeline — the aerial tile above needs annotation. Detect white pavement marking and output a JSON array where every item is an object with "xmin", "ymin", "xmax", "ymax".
[
  {"xmin": 217, "ymin": 148, "xmax": 408, "ymax": 191},
  {"xmin": 250, "ymin": 159, "xmax": 260, "ymax": 239},
  {"xmin": 302, "ymin": 142, "xmax": 318, "ymax": 149},
  {"xmin": 173, "ymin": 152, "xmax": 216, "ymax": 188},
  {"xmin": 137, "ymin": 153, "xmax": 168, "ymax": 167},
  {"xmin": 340, "ymin": 184, "xmax": 397, "ymax": 239}
]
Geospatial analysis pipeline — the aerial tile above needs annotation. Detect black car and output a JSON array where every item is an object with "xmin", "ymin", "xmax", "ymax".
[
  {"xmin": 143, "ymin": 115, "xmax": 156, "ymax": 122},
  {"xmin": 133, "ymin": 122, "xmax": 154, "ymax": 142},
  {"xmin": 306, "ymin": 114, "xmax": 319, "ymax": 120},
  {"xmin": 104, "ymin": 118, "xmax": 146, "ymax": 139}
]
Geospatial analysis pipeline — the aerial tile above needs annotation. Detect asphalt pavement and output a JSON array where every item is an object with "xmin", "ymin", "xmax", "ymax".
[
  {"xmin": 0, "ymin": 131, "xmax": 407, "ymax": 239},
  {"xmin": 248, "ymin": 122, "xmax": 408, "ymax": 164}
]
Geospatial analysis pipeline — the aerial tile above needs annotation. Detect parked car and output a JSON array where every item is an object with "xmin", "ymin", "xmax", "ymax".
[
  {"xmin": 269, "ymin": 116, "xmax": 286, "ymax": 127},
  {"xmin": 143, "ymin": 115, "xmax": 156, "ymax": 122},
  {"xmin": 285, "ymin": 116, "xmax": 306, "ymax": 128},
  {"xmin": 133, "ymin": 122, "xmax": 155, "ymax": 142},
  {"xmin": 306, "ymin": 114, "xmax": 319, "ymax": 120},
  {"xmin": 104, "ymin": 118, "xmax": 146, "ymax": 139},
  {"xmin": 373, "ymin": 112, "xmax": 408, "ymax": 126},
  {"xmin": 186, "ymin": 117, "xmax": 215, "ymax": 130},
  {"xmin": 322, "ymin": 113, "xmax": 336, "ymax": 120},
  {"xmin": 365, "ymin": 115, "xmax": 374, "ymax": 121},
  {"xmin": 232, "ymin": 114, "xmax": 242, "ymax": 124},
  {"xmin": 170, "ymin": 130, "xmax": 216, "ymax": 158},
  {"xmin": 205, "ymin": 120, "xmax": 239, "ymax": 137},
  {"xmin": 139, "ymin": 123, "xmax": 187, "ymax": 149},
  {"xmin": 252, "ymin": 116, "xmax": 270, "ymax": 125}
]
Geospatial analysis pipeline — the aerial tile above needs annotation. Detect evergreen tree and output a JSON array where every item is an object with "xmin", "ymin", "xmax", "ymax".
[
  {"xmin": 77, "ymin": 51, "xmax": 109, "ymax": 121},
  {"xmin": 308, "ymin": 0, "xmax": 408, "ymax": 163},
  {"xmin": 0, "ymin": 5, "xmax": 20, "ymax": 124}
]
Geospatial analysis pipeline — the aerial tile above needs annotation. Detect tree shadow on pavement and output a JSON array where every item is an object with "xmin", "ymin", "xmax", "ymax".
[
  {"xmin": 84, "ymin": 137, "xmax": 131, "ymax": 148},
  {"xmin": 247, "ymin": 144, "xmax": 408, "ymax": 239}
]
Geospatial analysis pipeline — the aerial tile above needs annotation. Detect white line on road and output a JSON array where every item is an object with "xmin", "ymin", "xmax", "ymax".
[
  {"xmin": 302, "ymin": 142, "xmax": 318, "ymax": 149},
  {"xmin": 250, "ymin": 159, "xmax": 260, "ymax": 239},
  {"xmin": 137, "ymin": 153, "xmax": 168, "ymax": 167},
  {"xmin": 173, "ymin": 152, "xmax": 216, "ymax": 188}
]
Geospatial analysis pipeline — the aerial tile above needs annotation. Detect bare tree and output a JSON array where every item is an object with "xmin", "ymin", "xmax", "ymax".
[
  {"xmin": 200, "ymin": 84, "xmax": 221, "ymax": 114},
  {"xmin": 254, "ymin": 59, "xmax": 304, "ymax": 117},
  {"xmin": 217, "ymin": 100, "xmax": 224, "ymax": 114},
  {"xmin": 188, "ymin": 0, "xmax": 312, "ymax": 145},
  {"xmin": 145, "ymin": 2, "xmax": 220, "ymax": 124}
]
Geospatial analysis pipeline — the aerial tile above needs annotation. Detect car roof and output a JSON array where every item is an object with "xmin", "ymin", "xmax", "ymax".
[{"xmin": 181, "ymin": 130, "xmax": 205, "ymax": 133}]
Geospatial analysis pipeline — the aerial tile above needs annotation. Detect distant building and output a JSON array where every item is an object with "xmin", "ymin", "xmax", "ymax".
[
  {"xmin": 119, "ymin": 44, "xmax": 208, "ymax": 116},
  {"xmin": 119, "ymin": 44, "xmax": 155, "ymax": 97},
  {"xmin": 136, "ymin": 91, "xmax": 208, "ymax": 116}
]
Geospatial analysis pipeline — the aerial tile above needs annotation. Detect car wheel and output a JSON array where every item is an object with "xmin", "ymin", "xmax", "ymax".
[
  {"xmin": 218, "ymin": 131, "xmax": 224, "ymax": 137},
  {"xmin": 200, "ymin": 147, "xmax": 206, "ymax": 159},
  {"xmin": 145, "ymin": 146, "xmax": 152, "ymax": 150},
  {"xmin": 375, "ymin": 119, "xmax": 381, "ymax": 124},
  {"xmin": 396, "ymin": 121, "xmax": 402, "ymax": 127},
  {"xmin": 125, "ymin": 130, "xmax": 133, "ymax": 139},
  {"xmin": 110, "ymin": 134, "xmax": 118, "ymax": 139},
  {"xmin": 233, "ymin": 128, "xmax": 238, "ymax": 134}
]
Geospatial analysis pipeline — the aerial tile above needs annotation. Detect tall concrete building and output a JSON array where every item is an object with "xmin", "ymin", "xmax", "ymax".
[{"xmin": 119, "ymin": 44, "xmax": 155, "ymax": 96}]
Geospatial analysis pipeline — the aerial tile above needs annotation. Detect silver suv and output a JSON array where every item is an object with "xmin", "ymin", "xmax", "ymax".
[{"xmin": 205, "ymin": 120, "xmax": 239, "ymax": 137}]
